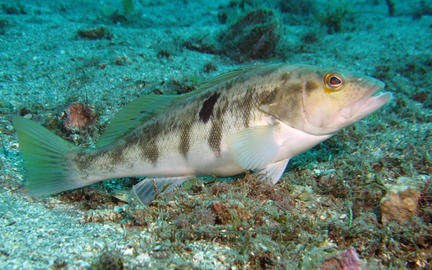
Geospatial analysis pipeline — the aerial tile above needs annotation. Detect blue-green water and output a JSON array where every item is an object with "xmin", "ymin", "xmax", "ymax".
[{"xmin": 0, "ymin": 0, "xmax": 431, "ymax": 269}]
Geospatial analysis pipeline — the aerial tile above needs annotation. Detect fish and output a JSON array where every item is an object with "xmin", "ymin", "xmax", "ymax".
[{"xmin": 12, "ymin": 64, "xmax": 392, "ymax": 204}]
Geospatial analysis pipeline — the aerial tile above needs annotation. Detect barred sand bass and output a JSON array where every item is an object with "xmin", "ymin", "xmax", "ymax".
[{"xmin": 13, "ymin": 64, "xmax": 392, "ymax": 204}]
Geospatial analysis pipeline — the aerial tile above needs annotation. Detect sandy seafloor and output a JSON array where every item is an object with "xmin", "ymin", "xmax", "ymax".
[{"xmin": 0, "ymin": 0, "xmax": 431, "ymax": 269}]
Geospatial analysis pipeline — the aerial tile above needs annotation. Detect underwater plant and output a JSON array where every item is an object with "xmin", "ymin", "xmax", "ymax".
[
  {"xmin": 90, "ymin": 248, "xmax": 124, "ymax": 270},
  {"xmin": 0, "ymin": 18, "xmax": 8, "ymax": 35},
  {"xmin": 1, "ymin": 3, "xmax": 26, "ymax": 15},
  {"xmin": 315, "ymin": 0, "xmax": 350, "ymax": 34},
  {"xmin": 413, "ymin": 0, "xmax": 432, "ymax": 19},
  {"xmin": 278, "ymin": 0, "xmax": 316, "ymax": 15},
  {"xmin": 385, "ymin": 0, "xmax": 395, "ymax": 16},
  {"xmin": 101, "ymin": 0, "xmax": 136, "ymax": 24}
]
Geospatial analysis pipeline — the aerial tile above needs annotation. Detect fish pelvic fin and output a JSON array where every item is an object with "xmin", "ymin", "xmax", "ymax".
[
  {"xmin": 13, "ymin": 116, "xmax": 85, "ymax": 196},
  {"xmin": 132, "ymin": 176, "xmax": 191, "ymax": 205}
]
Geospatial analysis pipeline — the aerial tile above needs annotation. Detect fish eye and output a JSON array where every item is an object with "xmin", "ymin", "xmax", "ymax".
[{"xmin": 324, "ymin": 73, "xmax": 344, "ymax": 91}]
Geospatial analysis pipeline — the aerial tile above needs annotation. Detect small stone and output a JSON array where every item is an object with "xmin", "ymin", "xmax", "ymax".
[
  {"xmin": 380, "ymin": 181, "xmax": 420, "ymax": 224},
  {"xmin": 78, "ymin": 261, "xmax": 90, "ymax": 269},
  {"xmin": 123, "ymin": 247, "xmax": 134, "ymax": 256},
  {"xmin": 193, "ymin": 251, "xmax": 204, "ymax": 262},
  {"xmin": 136, "ymin": 253, "xmax": 150, "ymax": 264},
  {"xmin": 321, "ymin": 248, "xmax": 362, "ymax": 270}
]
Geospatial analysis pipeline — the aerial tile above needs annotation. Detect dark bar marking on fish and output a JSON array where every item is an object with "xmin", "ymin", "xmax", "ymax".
[
  {"xmin": 280, "ymin": 72, "xmax": 291, "ymax": 85},
  {"xmin": 107, "ymin": 144, "xmax": 128, "ymax": 165},
  {"xmin": 179, "ymin": 122, "xmax": 192, "ymax": 158},
  {"xmin": 199, "ymin": 92, "xmax": 220, "ymax": 123},
  {"xmin": 208, "ymin": 118, "xmax": 223, "ymax": 156},
  {"xmin": 72, "ymin": 151, "xmax": 100, "ymax": 172},
  {"xmin": 143, "ymin": 141, "xmax": 159, "ymax": 165},
  {"xmin": 260, "ymin": 89, "xmax": 278, "ymax": 105},
  {"xmin": 283, "ymin": 83, "xmax": 303, "ymax": 114},
  {"xmin": 135, "ymin": 122, "xmax": 162, "ymax": 165},
  {"xmin": 260, "ymin": 82, "xmax": 303, "ymax": 121},
  {"xmin": 239, "ymin": 88, "xmax": 254, "ymax": 128},
  {"xmin": 305, "ymin": 80, "xmax": 319, "ymax": 93},
  {"xmin": 288, "ymin": 83, "xmax": 303, "ymax": 93}
]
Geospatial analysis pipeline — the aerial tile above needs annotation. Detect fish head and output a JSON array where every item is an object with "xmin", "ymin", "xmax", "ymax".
[{"xmin": 259, "ymin": 65, "xmax": 392, "ymax": 135}]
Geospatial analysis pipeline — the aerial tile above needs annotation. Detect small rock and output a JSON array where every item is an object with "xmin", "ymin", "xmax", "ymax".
[
  {"xmin": 123, "ymin": 247, "xmax": 134, "ymax": 256},
  {"xmin": 136, "ymin": 253, "xmax": 150, "ymax": 264},
  {"xmin": 193, "ymin": 251, "xmax": 204, "ymax": 262},
  {"xmin": 380, "ymin": 178, "xmax": 421, "ymax": 224},
  {"xmin": 321, "ymin": 248, "xmax": 362, "ymax": 270},
  {"xmin": 77, "ymin": 26, "xmax": 112, "ymax": 40}
]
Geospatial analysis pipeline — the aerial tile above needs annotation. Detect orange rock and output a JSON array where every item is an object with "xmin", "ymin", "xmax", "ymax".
[{"xmin": 380, "ymin": 185, "xmax": 420, "ymax": 224}]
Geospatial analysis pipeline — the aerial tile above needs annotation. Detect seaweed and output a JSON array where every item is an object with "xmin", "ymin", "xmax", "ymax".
[
  {"xmin": 57, "ymin": 187, "xmax": 119, "ymax": 211},
  {"xmin": 156, "ymin": 49, "xmax": 171, "ymax": 59},
  {"xmin": 385, "ymin": 0, "xmax": 395, "ymax": 16},
  {"xmin": 315, "ymin": 0, "xmax": 350, "ymax": 34},
  {"xmin": 0, "ymin": 18, "xmax": 8, "ymax": 35},
  {"xmin": 413, "ymin": 0, "xmax": 432, "ymax": 19},
  {"xmin": 122, "ymin": 0, "xmax": 134, "ymax": 15},
  {"xmin": 101, "ymin": 0, "xmax": 136, "ymax": 24},
  {"xmin": 77, "ymin": 26, "xmax": 113, "ymax": 40},
  {"xmin": 278, "ymin": 0, "xmax": 316, "ymax": 15},
  {"xmin": 418, "ymin": 177, "xmax": 432, "ymax": 224},
  {"xmin": 1, "ymin": 3, "xmax": 26, "ymax": 15},
  {"xmin": 90, "ymin": 248, "xmax": 124, "ymax": 270},
  {"xmin": 301, "ymin": 31, "xmax": 319, "ymax": 44},
  {"xmin": 203, "ymin": 62, "xmax": 217, "ymax": 73},
  {"xmin": 51, "ymin": 258, "xmax": 67, "ymax": 269}
]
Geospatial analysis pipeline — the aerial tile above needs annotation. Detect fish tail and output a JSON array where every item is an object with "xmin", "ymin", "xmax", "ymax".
[{"xmin": 13, "ymin": 116, "xmax": 86, "ymax": 196}]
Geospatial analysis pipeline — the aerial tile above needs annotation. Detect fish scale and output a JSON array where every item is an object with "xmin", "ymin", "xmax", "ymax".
[{"xmin": 13, "ymin": 63, "xmax": 391, "ymax": 204}]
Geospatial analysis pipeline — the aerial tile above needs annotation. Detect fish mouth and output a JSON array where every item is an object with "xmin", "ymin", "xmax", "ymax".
[{"xmin": 341, "ymin": 81, "xmax": 392, "ymax": 121}]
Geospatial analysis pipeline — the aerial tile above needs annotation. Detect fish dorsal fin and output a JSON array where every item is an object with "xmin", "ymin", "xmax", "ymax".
[
  {"xmin": 96, "ymin": 94, "xmax": 180, "ymax": 148},
  {"xmin": 196, "ymin": 65, "xmax": 263, "ymax": 90},
  {"xmin": 96, "ymin": 65, "xmax": 262, "ymax": 148}
]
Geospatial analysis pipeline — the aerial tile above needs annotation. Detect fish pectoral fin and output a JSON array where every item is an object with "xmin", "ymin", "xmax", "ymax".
[
  {"xmin": 228, "ymin": 125, "xmax": 280, "ymax": 170},
  {"xmin": 254, "ymin": 159, "xmax": 289, "ymax": 184},
  {"xmin": 132, "ymin": 176, "xmax": 191, "ymax": 205}
]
